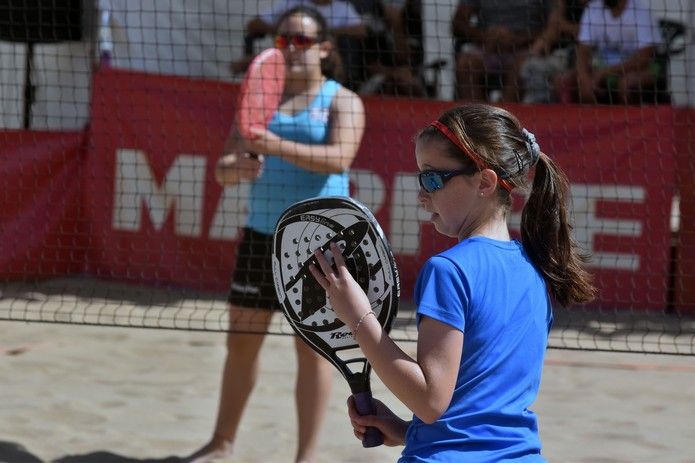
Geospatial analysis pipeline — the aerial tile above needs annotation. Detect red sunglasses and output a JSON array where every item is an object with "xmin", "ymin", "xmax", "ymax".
[{"xmin": 274, "ymin": 34, "xmax": 319, "ymax": 50}]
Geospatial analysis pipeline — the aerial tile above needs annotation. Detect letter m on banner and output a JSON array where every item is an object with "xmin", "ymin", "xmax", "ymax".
[{"xmin": 113, "ymin": 149, "xmax": 206, "ymax": 237}]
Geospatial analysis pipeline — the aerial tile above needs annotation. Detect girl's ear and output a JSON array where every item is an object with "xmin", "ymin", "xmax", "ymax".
[
  {"xmin": 478, "ymin": 168, "xmax": 499, "ymax": 196},
  {"xmin": 319, "ymin": 40, "xmax": 332, "ymax": 60}
]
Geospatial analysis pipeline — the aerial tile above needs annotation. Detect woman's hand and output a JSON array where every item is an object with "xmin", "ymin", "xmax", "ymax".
[
  {"xmin": 214, "ymin": 152, "xmax": 264, "ymax": 186},
  {"xmin": 309, "ymin": 242, "xmax": 371, "ymax": 328},
  {"xmin": 347, "ymin": 396, "xmax": 409, "ymax": 447},
  {"xmin": 244, "ymin": 126, "xmax": 284, "ymax": 157}
]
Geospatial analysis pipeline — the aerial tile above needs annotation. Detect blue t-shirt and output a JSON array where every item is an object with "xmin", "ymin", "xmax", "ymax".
[
  {"xmin": 400, "ymin": 237, "xmax": 552, "ymax": 463},
  {"xmin": 246, "ymin": 79, "xmax": 349, "ymax": 234}
]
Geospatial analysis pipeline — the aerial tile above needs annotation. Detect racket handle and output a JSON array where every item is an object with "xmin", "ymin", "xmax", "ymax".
[{"xmin": 352, "ymin": 391, "xmax": 384, "ymax": 448}]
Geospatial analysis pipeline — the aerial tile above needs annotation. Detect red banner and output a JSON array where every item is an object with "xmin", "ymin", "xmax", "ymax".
[
  {"xmin": 675, "ymin": 108, "xmax": 695, "ymax": 314},
  {"xmin": 81, "ymin": 68, "xmax": 680, "ymax": 310},
  {"xmin": 85, "ymin": 70, "xmax": 236, "ymax": 287},
  {"xmin": 0, "ymin": 130, "xmax": 86, "ymax": 278},
  {"xmin": 1, "ymin": 68, "xmax": 683, "ymax": 311}
]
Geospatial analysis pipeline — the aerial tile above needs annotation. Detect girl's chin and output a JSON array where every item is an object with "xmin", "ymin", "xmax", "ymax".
[
  {"xmin": 431, "ymin": 217, "xmax": 445, "ymax": 233},
  {"xmin": 432, "ymin": 219, "xmax": 458, "ymax": 239}
]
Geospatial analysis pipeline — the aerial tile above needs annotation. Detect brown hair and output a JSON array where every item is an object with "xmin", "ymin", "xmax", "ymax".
[
  {"xmin": 274, "ymin": 6, "xmax": 344, "ymax": 82},
  {"xmin": 418, "ymin": 104, "xmax": 596, "ymax": 307}
]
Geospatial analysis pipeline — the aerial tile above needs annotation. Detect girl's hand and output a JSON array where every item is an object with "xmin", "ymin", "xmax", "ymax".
[
  {"xmin": 347, "ymin": 396, "xmax": 409, "ymax": 447},
  {"xmin": 309, "ymin": 242, "xmax": 371, "ymax": 328}
]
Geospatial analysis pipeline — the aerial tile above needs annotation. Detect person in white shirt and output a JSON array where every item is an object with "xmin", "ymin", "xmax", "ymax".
[{"xmin": 554, "ymin": 0, "xmax": 661, "ymax": 104}]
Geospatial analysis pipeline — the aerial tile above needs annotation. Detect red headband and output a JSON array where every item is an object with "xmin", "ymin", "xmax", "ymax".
[{"xmin": 430, "ymin": 120, "xmax": 514, "ymax": 192}]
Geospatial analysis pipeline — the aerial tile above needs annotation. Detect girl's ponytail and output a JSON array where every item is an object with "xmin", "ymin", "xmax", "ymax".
[{"xmin": 521, "ymin": 153, "xmax": 596, "ymax": 306}]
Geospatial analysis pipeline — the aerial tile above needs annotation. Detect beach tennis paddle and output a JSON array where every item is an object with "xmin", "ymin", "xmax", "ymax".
[
  {"xmin": 272, "ymin": 196, "xmax": 400, "ymax": 448},
  {"xmin": 236, "ymin": 47, "xmax": 285, "ymax": 141}
]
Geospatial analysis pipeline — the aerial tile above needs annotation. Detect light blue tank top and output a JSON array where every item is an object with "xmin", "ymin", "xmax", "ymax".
[{"xmin": 246, "ymin": 79, "xmax": 349, "ymax": 234}]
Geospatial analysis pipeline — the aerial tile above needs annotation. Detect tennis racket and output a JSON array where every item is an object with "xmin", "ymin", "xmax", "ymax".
[
  {"xmin": 272, "ymin": 196, "xmax": 399, "ymax": 448},
  {"xmin": 236, "ymin": 47, "xmax": 285, "ymax": 141}
]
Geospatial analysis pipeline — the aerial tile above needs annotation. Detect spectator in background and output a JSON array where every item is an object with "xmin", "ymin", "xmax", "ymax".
[
  {"xmin": 452, "ymin": 0, "xmax": 552, "ymax": 102},
  {"xmin": 520, "ymin": 0, "xmax": 588, "ymax": 103},
  {"xmin": 230, "ymin": 0, "xmax": 366, "ymax": 77},
  {"xmin": 345, "ymin": 0, "xmax": 426, "ymax": 97},
  {"xmin": 553, "ymin": 0, "xmax": 661, "ymax": 104}
]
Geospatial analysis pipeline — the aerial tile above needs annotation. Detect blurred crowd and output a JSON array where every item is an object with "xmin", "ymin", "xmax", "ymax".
[{"xmin": 99, "ymin": 0, "xmax": 683, "ymax": 105}]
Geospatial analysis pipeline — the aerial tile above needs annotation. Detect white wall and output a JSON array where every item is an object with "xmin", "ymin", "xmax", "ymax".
[
  {"xmin": 104, "ymin": 0, "xmax": 275, "ymax": 81},
  {"xmin": 0, "ymin": 42, "xmax": 25, "ymax": 128},
  {"xmin": 421, "ymin": 0, "xmax": 458, "ymax": 100},
  {"xmin": 0, "ymin": 42, "xmax": 93, "ymax": 130},
  {"xmin": 0, "ymin": 1, "xmax": 95, "ymax": 130},
  {"xmin": 0, "ymin": 0, "xmax": 269, "ymax": 129},
  {"xmin": 685, "ymin": 0, "xmax": 695, "ymax": 107}
]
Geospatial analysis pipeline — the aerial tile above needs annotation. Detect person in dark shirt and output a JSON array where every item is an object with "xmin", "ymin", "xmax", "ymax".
[
  {"xmin": 520, "ymin": 0, "xmax": 589, "ymax": 103},
  {"xmin": 452, "ymin": 0, "xmax": 552, "ymax": 102},
  {"xmin": 344, "ymin": 0, "xmax": 426, "ymax": 96}
]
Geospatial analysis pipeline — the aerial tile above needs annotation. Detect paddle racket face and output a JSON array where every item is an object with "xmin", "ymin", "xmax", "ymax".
[
  {"xmin": 272, "ymin": 196, "xmax": 399, "ymax": 447},
  {"xmin": 236, "ymin": 47, "xmax": 285, "ymax": 140}
]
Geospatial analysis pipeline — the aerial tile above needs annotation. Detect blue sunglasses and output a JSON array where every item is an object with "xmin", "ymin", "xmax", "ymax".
[{"xmin": 417, "ymin": 168, "xmax": 477, "ymax": 193}]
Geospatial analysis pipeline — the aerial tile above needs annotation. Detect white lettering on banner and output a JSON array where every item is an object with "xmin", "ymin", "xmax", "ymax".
[
  {"xmin": 112, "ymin": 149, "xmax": 206, "ymax": 236},
  {"xmin": 571, "ymin": 184, "xmax": 644, "ymax": 271},
  {"xmin": 208, "ymin": 183, "xmax": 251, "ymax": 240},
  {"xmin": 350, "ymin": 169, "xmax": 386, "ymax": 213},
  {"xmin": 110, "ymin": 153, "xmax": 649, "ymax": 271},
  {"xmin": 387, "ymin": 178, "xmax": 646, "ymax": 269},
  {"xmin": 390, "ymin": 173, "xmax": 431, "ymax": 255}
]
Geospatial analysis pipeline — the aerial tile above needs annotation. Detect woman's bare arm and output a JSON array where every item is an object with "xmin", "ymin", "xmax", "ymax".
[{"xmin": 245, "ymin": 86, "xmax": 365, "ymax": 173}]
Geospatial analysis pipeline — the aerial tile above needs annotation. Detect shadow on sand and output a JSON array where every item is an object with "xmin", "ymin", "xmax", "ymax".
[{"xmin": 0, "ymin": 441, "xmax": 183, "ymax": 463}]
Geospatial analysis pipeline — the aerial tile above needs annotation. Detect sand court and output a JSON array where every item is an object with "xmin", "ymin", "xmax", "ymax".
[{"xmin": 1, "ymin": 280, "xmax": 695, "ymax": 462}]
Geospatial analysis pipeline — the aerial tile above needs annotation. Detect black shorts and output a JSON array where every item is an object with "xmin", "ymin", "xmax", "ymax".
[{"xmin": 227, "ymin": 227, "xmax": 281, "ymax": 310}]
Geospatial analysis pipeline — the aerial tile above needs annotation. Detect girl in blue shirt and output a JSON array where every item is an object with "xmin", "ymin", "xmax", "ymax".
[{"xmin": 311, "ymin": 104, "xmax": 595, "ymax": 462}]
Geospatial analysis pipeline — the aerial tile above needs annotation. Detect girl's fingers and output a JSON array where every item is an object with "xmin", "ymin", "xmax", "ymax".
[
  {"xmin": 313, "ymin": 249, "xmax": 334, "ymax": 278},
  {"xmin": 314, "ymin": 242, "xmax": 354, "ymax": 287},
  {"xmin": 350, "ymin": 419, "xmax": 367, "ymax": 434},
  {"xmin": 308, "ymin": 264, "xmax": 329, "ymax": 290},
  {"xmin": 330, "ymin": 242, "xmax": 347, "ymax": 268}
]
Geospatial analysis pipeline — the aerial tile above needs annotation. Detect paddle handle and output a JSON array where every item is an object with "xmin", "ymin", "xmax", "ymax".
[{"xmin": 352, "ymin": 390, "xmax": 384, "ymax": 448}]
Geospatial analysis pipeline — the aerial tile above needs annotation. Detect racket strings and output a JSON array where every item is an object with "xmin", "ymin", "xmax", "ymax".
[
  {"xmin": 282, "ymin": 226, "xmax": 381, "ymax": 322},
  {"xmin": 274, "ymin": 200, "xmax": 398, "ymax": 345}
]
